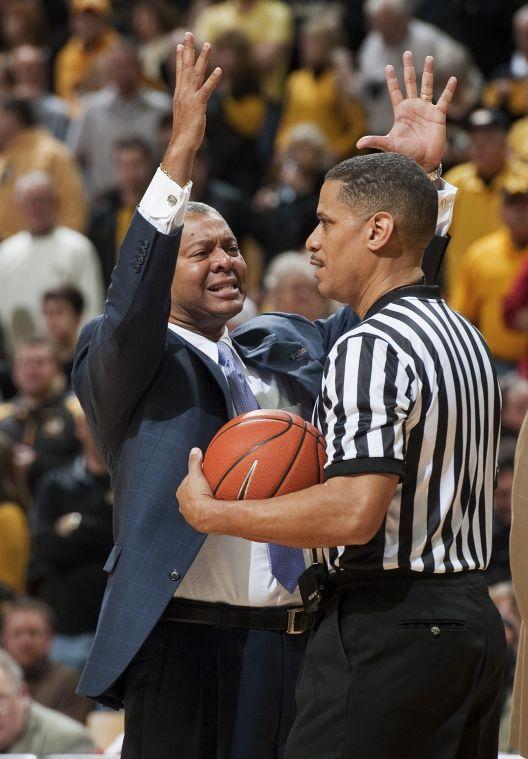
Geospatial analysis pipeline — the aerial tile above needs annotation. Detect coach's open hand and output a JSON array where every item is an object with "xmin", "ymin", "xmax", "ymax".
[
  {"xmin": 357, "ymin": 52, "xmax": 457, "ymax": 173},
  {"xmin": 161, "ymin": 32, "xmax": 222, "ymax": 186},
  {"xmin": 177, "ymin": 448, "xmax": 217, "ymax": 534}
]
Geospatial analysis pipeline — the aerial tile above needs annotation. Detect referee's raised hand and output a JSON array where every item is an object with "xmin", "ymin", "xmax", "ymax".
[
  {"xmin": 357, "ymin": 51, "xmax": 457, "ymax": 174},
  {"xmin": 162, "ymin": 32, "xmax": 222, "ymax": 186}
]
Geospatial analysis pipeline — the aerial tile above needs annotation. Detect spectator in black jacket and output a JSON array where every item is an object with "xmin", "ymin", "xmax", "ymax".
[
  {"xmin": 487, "ymin": 439, "xmax": 517, "ymax": 586},
  {"xmin": 33, "ymin": 400, "xmax": 113, "ymax": 671},
  {"xmin": 88, "ymin": 137, "xmax": 154, "ymax": 287}
]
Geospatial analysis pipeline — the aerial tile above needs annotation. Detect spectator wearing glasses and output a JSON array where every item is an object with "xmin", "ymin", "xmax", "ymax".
[{"xmin": 0, "ymin": 649, "xmax": 94, "ymax": 754}]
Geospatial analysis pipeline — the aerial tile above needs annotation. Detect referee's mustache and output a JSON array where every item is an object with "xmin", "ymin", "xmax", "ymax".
[{"xmin": 310, "ymin": 256, "xmax": 324, "ymax": 267}]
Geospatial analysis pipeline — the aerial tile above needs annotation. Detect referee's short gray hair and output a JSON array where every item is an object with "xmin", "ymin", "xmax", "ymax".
[{"xmin": 0, "ymin": 650, "xmax": 24, "ymax": 690}]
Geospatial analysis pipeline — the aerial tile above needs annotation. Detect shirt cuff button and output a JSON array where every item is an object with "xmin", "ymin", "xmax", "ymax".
[{"xmin": 167, "ymin": 194, "xmax": 178, "ymax": 206}]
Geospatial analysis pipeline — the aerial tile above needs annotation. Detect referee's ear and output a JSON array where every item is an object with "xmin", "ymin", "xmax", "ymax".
[{"xmin": 366, "ymin": 212, "xmax": 395, "ymax": 252}]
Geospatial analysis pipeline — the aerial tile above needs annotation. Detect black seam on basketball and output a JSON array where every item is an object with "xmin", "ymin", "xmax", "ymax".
[
  {"xmin": 211, "ymin": 409, "xmax": 306, "ymax": 442},
  {"xmin": 212, "ymin": 415, "xmax": 294, "ymax": 495},
  {"xmin": 270, "ymin": 421, "xmax": 308, "ymax": 497}
]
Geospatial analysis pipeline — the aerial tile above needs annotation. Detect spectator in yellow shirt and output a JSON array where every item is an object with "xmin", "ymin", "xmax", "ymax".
[
  {"xmin": 275, "ymin": 16, "xmax": 365, "ymax": 160},
  {"xmin": 450, "ymin": 177, "xmax": 528, "ymax": 372},
  {"xmin": 54, "ymin": 0, "xmax": 119, "ymax": 107},
  {"xmin": 0, "ymin": 97, "xmax": 87, "ymax": 239},
  {"xmin": 444, "ymin": 108, "xmax": 528, "ymax": 295},
  {"xmin": 484, "ymin": 5, "xmax": 528, "ymax": 121},
  {"xmin": 194, "ymin": 0, "xmax": 294, "ymax": 102},
  {"xmin": 509, "ymin": 115, "xmax": 528, "ymax": 163}
]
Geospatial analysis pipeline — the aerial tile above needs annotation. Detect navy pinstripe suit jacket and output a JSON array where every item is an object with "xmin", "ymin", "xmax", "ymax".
[{"xmin": 72, "ymin": 211, "xmax": 359, "ymax": 706}]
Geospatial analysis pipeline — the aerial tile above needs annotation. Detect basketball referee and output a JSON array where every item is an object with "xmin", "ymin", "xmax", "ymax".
[{"xmin": 179, "ymin": 74, "xmax": 507, "ymax": 758}]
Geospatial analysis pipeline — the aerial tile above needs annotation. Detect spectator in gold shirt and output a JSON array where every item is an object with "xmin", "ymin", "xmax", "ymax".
[
  {"xmin": 54, "ymin": 0, "xmax": 119, "ymax": 108},
  {"xmin": 508, "ymin": 114, "xmax": 528, "ymax": 164},
  {"xmin": 194, "ymin": 0, "xmax": 294, "ymax": 102},
  {"xmin": 444, "ymin": 108, "xmax": 528, "ymax": 295},
  {"xmin": 275, "ymin": 16, "xmax": 365, "ymax": 161},
  {"xmin": 450, "ymin": 177, "xmax": 528, "ymax": 373},
  {"xmin": 0, "ymin": 97, "xmax": 87, "ymax": 240}
]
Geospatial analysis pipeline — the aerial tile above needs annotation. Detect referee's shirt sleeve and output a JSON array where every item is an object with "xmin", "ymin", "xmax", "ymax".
[{"xmin": 322, "ymin": 335, "xmax": 415, "ymax": 480}]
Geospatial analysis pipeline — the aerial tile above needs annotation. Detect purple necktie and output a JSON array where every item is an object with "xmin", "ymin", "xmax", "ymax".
[{"xmin": 217, "ymin": 341, "xmax": 305, "ymax": 592}]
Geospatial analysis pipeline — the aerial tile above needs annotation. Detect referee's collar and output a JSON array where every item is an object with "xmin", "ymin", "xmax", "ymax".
[{"xmin": 363, "ymin": 282, "xmax": 442, "ymax": 320}]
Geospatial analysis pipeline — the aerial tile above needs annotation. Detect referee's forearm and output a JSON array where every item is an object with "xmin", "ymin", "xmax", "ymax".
[{"xmin": 205, "ymin": 474, "xmax": 396, "ymax": 548}]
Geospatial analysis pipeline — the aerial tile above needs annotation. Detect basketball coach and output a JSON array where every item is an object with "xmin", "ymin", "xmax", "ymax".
[
  {"xmin": 73, "ymin": 34, "xmax": 456, "ymax": 759},
  {"xmin": 179, "ymin": 66, "xmax": 506, "ymax": 759}
]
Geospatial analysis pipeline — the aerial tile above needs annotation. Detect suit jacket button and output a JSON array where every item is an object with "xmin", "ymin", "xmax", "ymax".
[
  {"xmin": 169, "ymin": 570, "xmax": 180, "ymax": 581},
  {"xmin": 137, "ymin": 255, "xmax": 145, "ymax": 264},
  {"xmin": 132, "ymin": 264, "xmax": 141, "ymax": 272},
  {"xmin": 140, "ymin": 240, "xmax": 149, "ymax": 249}
]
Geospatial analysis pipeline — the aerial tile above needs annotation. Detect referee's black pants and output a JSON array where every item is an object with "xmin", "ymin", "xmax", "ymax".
[{"xmin": 285, "ymin": 570, "xmax": 506, "ymax": 759}]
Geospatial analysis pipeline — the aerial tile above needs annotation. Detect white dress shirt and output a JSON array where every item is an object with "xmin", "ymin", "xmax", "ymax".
[{"xmin": 166, "ymin": 322, "xmax": 303, "ymax": 606}]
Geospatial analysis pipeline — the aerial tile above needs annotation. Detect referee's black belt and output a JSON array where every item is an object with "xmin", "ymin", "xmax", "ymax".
[{"xmin": 161, "ymin": 597, "xmax": 315, "ymax": 635}]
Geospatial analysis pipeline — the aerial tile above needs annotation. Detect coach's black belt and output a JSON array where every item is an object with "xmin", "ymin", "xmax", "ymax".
[{"xmin": 162, "ymin": 597, "xmax": 315, "ymax": 635}]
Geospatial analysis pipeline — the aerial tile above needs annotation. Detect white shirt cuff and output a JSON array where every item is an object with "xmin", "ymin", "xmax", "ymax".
[
  {"xmin": 436, "ymin": 179, "xmax": 457, "ymax": 237},
  {"xmin": 138, "ymin": 168, "xmax": 192, "ymax": 234}
]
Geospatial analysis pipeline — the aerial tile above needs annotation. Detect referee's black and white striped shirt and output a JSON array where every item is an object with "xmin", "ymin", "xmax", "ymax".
[{"xmin": 315, "ymin": 283, "xmax": 501, "ymax": 573}]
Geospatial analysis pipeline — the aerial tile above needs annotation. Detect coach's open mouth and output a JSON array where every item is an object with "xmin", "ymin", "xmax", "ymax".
[{"xmin": 206, "ymin": 279, "xmax": 241, "ymax": 298}]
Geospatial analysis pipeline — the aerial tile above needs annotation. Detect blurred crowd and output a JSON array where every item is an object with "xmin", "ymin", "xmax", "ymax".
[{"xmin": 0, "ymin": 0, "xmax": 528, "ymax": 754}]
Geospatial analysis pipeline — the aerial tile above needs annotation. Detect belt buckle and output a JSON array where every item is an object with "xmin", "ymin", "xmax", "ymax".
[{"xmin": 287, "ymin": 607, "xmax": 306, "ymax": 635}]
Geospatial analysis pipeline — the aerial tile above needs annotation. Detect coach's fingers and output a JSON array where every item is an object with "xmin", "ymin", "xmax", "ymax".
[
  {"xmin": 182, "ymin": 31, "xmax": 195, "ymax": 74},
  {"xmin": 194, "ymin": 42, "xmax": 211, "ymax": 88},
  {"xmin": 436, "ymin": 76, "xmax": 458, "ymax": 114},
  {"xmin": 175, "ymin": 43, "xmax": 183, "ymax": 94},
  {"xmin": 201, "ymin": 66, "xmax": 222, "ymax": 100}
]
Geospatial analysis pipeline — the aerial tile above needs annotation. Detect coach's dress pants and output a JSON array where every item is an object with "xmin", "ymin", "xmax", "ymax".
[
  {"xmin": 121, "ymin": 618, "xmax": 307, "ymax": 759},
  {"xmin": 285, "ymin": 570, "xmax": 506, "ymax": 759}
]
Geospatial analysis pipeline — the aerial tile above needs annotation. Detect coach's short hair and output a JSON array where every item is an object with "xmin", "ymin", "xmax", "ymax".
[
  {"xmin": 185, "ymin": 201, "xmax": 222, "ymax": 218},
  {"xmin": 325, "ymin": 152, "xmax": 438, "ymax": 252}
]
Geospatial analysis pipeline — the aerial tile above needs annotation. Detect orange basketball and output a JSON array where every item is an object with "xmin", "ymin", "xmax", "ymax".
[{"xmin": 203, "ymin": 409, "xmax": 326, "ymax": 500}]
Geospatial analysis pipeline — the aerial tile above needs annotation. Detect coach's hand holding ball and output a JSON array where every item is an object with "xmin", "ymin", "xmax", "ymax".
[{"xmin": 177, "ymin": 410, "xmax": 326, "ymax": 533}]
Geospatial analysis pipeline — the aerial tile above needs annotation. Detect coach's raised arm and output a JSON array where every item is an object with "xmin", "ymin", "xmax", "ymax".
[{"xmin": 72, "ymin": 35, "xmax": 221, "ymax": 432}]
